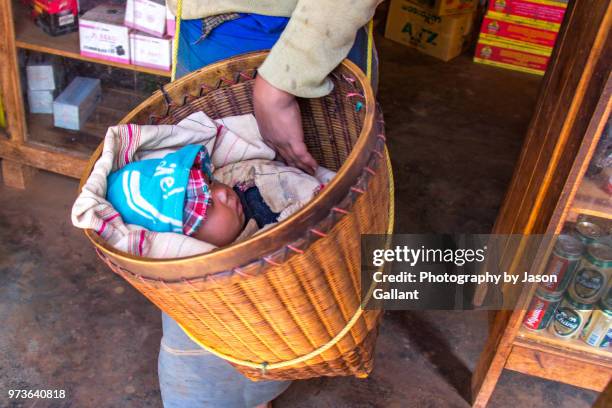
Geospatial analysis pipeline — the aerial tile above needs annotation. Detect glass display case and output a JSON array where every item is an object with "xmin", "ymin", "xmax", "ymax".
[
  {"xmin": 471, "ymin": 1, "xmax": 611, "ymax": 406},
  {"xmin": 0, "ymin": 0, "xmax": 170, "ymax": 187},
  {"xmin": 517, "ymin": 116, "xmax": 612, "ymax": 374}
]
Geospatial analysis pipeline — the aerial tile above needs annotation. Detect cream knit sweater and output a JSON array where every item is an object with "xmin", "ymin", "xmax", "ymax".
[{"xmin": 166, "ymin": 0, "xmax": 382, "ymax": 98}]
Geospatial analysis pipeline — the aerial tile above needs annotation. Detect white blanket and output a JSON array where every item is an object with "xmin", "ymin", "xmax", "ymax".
[{"xmin": 71, "ymin": 112, "xmax": 334, "ymax": 258}]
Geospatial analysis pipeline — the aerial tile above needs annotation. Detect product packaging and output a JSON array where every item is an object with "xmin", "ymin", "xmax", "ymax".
[
  {"xmin": 408, "ymin": 0, "xmax": 477, "ymax": 16},
  {"xmin": 125, "ymin": 0, "xmax": 167, "ymax": 38},
  {"xmin": 31, "ymin": 0, "xmax": 79, "ymax": 36},
  {"xmin": 26, "ymin": 56, "xmax": 64, "ymax": 91},
  {"xmin": 488, "ymin": 0, "xmax": 568, "ymax": 28},
  {"xmin": 479, "ymin": 14, "xmax": 559, "ymax": 52},
  {"xmin": 166, "ymin": 5, "xmax": 175, "ymax": 37},
  {"xmin": 129, "ymin": 31, "xmax": 172, "ymax": 71},
  {"xmin": 385, "ymin": 0, "xmax": 475, "ymax": 61},
  {"xmin": 53, "ymin": 77, "xmax": 101, "ymax": 130},
  {"xmin": 28, "ymin": 89, "xmax": 57, "ymax": 114},
  {"xmin": 473, "ymin": 0, "xmax": 567, "ymax": 75},
  {"xmin": 79, "ymin": 4, "xmax": 130, "ymax": 64},
  {"xmin": 473, "ymin": 39, "xmax": 550, "ymax": 75}
]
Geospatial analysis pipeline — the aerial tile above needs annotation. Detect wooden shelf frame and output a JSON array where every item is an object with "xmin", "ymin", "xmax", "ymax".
[
  {"xmin": 518, "ymin": 327, "xmax": 612, "ymax": 362},
  {"xmin": 0, "ymin": 0, "xmax": 169, "ymax": 187},
  {"xmin": 13, "ymin": 4, "xmax": 171, "ymax": 78},
  {"xmin": 471, "ymin": 1, "xmax": 612, "ymax": 406}
]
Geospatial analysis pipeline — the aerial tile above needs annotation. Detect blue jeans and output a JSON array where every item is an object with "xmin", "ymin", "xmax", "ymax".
[
  {"xmin": 160, "ymin": 13, "xmax": 378, "ymax": 408},
  {"xmin": 159, "ymin": 313, "xmax": 290, "ymax": 407}
]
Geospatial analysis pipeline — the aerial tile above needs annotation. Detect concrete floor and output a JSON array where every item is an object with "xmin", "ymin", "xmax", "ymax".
[{"xmin": 0, "ymin": 36, "xmax": 600, "ymax": 407}]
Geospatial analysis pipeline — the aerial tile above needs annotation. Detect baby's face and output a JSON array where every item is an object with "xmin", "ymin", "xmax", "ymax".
[{"xmin": 193, "ymin": 180, "xmax": 245, "ymax": 247}]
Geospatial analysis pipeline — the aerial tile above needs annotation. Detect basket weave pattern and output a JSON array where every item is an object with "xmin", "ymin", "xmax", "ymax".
[{"xmin": 86, "ymin": 53, "xmax": 390, "ymax": 380}]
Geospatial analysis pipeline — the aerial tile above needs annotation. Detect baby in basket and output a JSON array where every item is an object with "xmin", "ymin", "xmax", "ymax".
[{"xmin": 106, "ymin": 143, "xmax": 328, "ymax": 247}]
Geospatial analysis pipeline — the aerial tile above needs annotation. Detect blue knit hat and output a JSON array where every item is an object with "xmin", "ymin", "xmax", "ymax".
[{"xmin": 106, "ymin": 144, "xmax": 213, "ymax": 233}]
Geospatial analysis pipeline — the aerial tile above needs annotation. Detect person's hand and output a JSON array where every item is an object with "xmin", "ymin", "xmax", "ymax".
[{"xmin": 253, "ymin": 74, "xmax": 318, "ymax": 175}]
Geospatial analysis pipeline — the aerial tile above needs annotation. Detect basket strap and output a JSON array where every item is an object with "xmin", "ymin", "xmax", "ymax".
[
  {"xmin": 366, "ymin": 19, "xmax": 374, "ymax": 81},
  {"xmin": 175, "ymin": 18, "xmax": 396, "ymax": 374},
  {"xmin": 170, "ymin": 0, "xmax": 184, "ymax": 81}
]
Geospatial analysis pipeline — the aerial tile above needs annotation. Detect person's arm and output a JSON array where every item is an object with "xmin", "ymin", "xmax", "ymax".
[
  {"xmin": 259, "ymin": 0, "xmax": 381, "ymax": 97},
  {"xmin": 255, "ymin": 0, "xmax": 381, "ymax": 174}
]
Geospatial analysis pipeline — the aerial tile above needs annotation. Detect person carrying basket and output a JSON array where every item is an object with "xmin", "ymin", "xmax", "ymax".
[{"xmin": 161, "ymin": 1, "xmax": 383, "ymax": 406}]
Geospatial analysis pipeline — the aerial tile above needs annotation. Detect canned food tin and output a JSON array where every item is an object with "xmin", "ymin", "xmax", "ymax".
[
  {"xmin": 539, "ymin": 235, "xmax": 584, "ymax": 294},
  {"xmin": 568, "ymin": 243, "xmax": 612, "ymax": 304},
  {"xmin": 523, "ymin": 289, "xmax": 562, "ymax": 331},
  {"xmin": 580, "ymin": 304, "xmax": 612, "ymax": 347},
  {"xmin": 602, "ymin": 329, "xmax": 612, "ymax": 348},
  {"xmin": 601, "ymin": 278, "xmax": 612, "ymax": 310},
  {"xmin": 549, "ymin": 293, "xmax": 593, "ymax": 339},
  {"xmin": 573, "ymin": 221, "xmax": 605, "ymax": 245}
]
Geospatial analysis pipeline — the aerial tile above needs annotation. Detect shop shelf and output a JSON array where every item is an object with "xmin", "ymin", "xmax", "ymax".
[
  {"xmin": 25, "ymin": 87, "xmax": 147, "ymax": 160},
  {"xmin": 13, "ymin": 5, "xmax": 171, "ymax": 78},
  {"xmin": 517, "ymin": 325, "xmax": 612, "ymax": 361}
]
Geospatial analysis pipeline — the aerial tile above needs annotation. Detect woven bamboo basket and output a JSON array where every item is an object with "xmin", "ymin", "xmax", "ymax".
[{"xmin": 81, "ymin": 51, "xmax": 392, "ymax": 381}]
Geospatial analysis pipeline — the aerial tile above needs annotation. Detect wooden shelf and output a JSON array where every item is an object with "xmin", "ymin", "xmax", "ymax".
[
  {"xmin": 0, "ymin": 137, "xmax": 88, "ymax": 178},
  {"xmin": 27, "ymin": 113, "xmax": 104, "ymax": 158},
  {"xmin": 571, "ymin": 168, "xmax": 612, "ymax": 220},
  {"xmin": 510, "ymin": 326, "xmax": 612, "ymax": 392},
  {"xmin": 518, "ymin": 326, "xmax": 612, "ymax": 361},
  {"xmin": 25, "ymin": 87, "xmax": 147, "ymax": 159},
  {"xmin": 13, "ymin": 5, "xmax": 171, "ymax": 78},
  {"xmin": 507, "ymin": 340, "xmax": 612, "ymax": 392}
]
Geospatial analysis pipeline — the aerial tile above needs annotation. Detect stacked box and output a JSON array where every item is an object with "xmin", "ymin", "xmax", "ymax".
[
  {"xmin": 79, "ymin": 4, "xmax": 130, "ymax": 64},
  {"xmin": 488, "ymin": 0, "xmax": 567, "ymax": 27},
  {"xmin": 31, "ymin": 0, "xmax": 79, "ymax": 36},
  {"xmin": 28, "ymin": 90, "xmax": 57, "ymax": 114},
  {"xmin": 385, "ymin": 0, "xmax": 476, "ymax": 61},
  {"xmin": 125, "ymin": 0, "xmax": 167, "ymax": 38},
  {"xmin": 77, "ymin": 1, "xmax": 175, "ymax": 68},
  {"xmin": 474, "ymin": 0, "xmax": 568, "ymax": 75},
  {"xmin": 166, "ymin": 5, "xmax": 176, "ymax": 37},
  {"xmin": 26, "ymin": 61, "xmax": 61, "ymax": 90},
  {"xmin": 474, "ymin": 40, "xmax": 550, "ymax": 75},
  {"xmin": 53, "ymin": 77, "xmax": 101, "ymax": 130},
  {"xmin": 26, "ymin": 57, "xmax": 63, "ymax": 114},
  {"xmin": 130, "ymin": 31, "xmax": 172, "ymax": 71}
]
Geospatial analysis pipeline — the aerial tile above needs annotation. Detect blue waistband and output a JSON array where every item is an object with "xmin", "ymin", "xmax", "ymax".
[{"xmin": 177, "ymin": 13, "xmax": 368, "ymax": 78}]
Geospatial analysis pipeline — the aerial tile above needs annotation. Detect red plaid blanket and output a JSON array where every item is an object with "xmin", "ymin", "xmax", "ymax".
[{"xmin": 183, "ymin": 149, "xmax": 214, "ymax": 236}]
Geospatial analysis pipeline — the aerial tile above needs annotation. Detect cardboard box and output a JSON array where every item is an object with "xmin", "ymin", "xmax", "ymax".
[
  {"xmin": 408, "ymin": 0, "xmax": 477, "ymax": 16},
  {"xmin": 31, "ymin": 0, "xmax": 79, "ymax": 36},
  {"xmin": 166, "ymin": 5, "xmax": 175, "ymax": 37},
  {"xmin": 474, "ymin": 39, "xmax": 549, "ymax": 75},
  {"xmin": 79, "ymin": 4, "xmax": 130, "ymax": 64},
  {"xmin": 129, "ymin": 31, "xmax": 172, "ymax": 71},
  {"xmin": 53, "ymin": 77, "xmax": 101, "ymax": 130},
  {"xmin": 125, "ymin": 0, "xmax": 166, "ymax": 38},
  {"xmin": 385, "ymin": 0, "xmax": 475, "ymax": 61},
  {"xmin": 26, "ymin": 57, "xmax": 63, "ymax": 90},
  {"xmin": 28, "ymin": 89, "xmax": 56, "ymax": 114},
  {"xmin": 488, "ymin": 0, "xmax": 567, "ymax": 28},
  {"xmin": 479, "ymin": 15, "xmax": 559, "ymax": 51}
]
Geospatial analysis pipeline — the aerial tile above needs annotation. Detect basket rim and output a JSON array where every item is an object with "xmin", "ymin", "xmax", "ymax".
[{"xmin": 80, "ymin": 51, "xmax": 376, "ymax": 272}]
